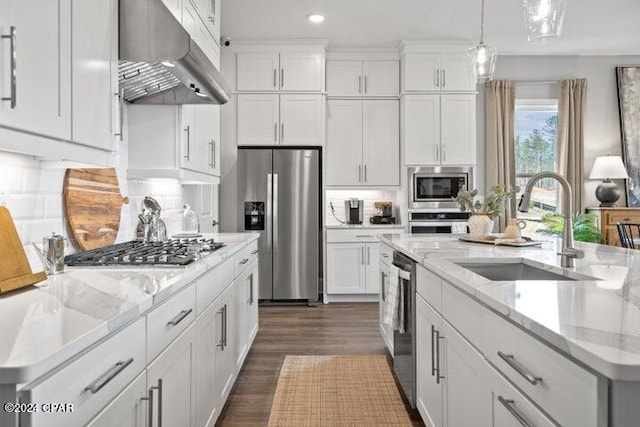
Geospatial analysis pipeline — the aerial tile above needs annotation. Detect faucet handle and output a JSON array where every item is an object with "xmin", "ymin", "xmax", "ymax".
[{"xmin": 558, "ymin": 247, "xmax": 585, "ymax": 259}]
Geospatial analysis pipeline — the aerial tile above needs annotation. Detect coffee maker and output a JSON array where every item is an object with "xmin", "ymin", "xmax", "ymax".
[
  {"xmin": 344, "ymin": 198, "xmax": 364, "ymax": 224},
  {"xmin": 370, "ymin": 201, "xmax": 396, "ymax": 224}
]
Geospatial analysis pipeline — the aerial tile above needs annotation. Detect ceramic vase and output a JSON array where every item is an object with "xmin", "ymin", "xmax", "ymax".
[{"xmin": 468, "ymin": 214, "xmax": 494, "ymax": 239}]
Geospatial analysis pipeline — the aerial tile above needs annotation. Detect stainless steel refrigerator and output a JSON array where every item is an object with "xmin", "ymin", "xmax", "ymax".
[{"xmin": 237, "ymin": 148, "xmax": 321, "ymax": 302}]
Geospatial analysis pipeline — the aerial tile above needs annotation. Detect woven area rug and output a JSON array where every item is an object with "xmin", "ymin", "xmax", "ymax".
[{"xmin": 267, "ymin": 355, "xmax": 413, "ymax": 426}]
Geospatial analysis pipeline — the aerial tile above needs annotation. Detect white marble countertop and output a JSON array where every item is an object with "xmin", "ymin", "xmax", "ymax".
[
  {"xmin": 379, "ymin": 233, "xmax": 640, "ymax": 381},
  {"xmin": 325, "ymin": 223, "xmax": 404, "ymax": 229},
  {"xmin": 0, "ymin": 233, "xmax": 259, "ymax": 385}
]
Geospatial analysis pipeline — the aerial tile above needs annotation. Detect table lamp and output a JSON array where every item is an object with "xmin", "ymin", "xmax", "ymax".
[{"xmin": 588, "ymin": 155, "xmax": 629, "ymax": 207}]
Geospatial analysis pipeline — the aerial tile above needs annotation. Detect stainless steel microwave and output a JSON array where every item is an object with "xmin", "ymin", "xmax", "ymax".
[{"xmin": 408, "ymin": 166, "xmax": 473, "ymax": 209}]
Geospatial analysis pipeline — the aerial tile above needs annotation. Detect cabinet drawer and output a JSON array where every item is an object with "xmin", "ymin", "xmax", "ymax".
[
  {"xmin": 326, "ymin": 228, "xmax": 402, "ymax": 243},
  {"xmin": 234, "ymin": 240, "xmax": 259, "ymax": 277},
  {"xmin": 86, "ymin": 371, "xmax": 147, "ymax": 427},
  {"xmin": 416, "ymin": 265, "xmax": 442, "ymax": 312},
  {"xmin": 20, "ymin": 318, "xmax": 146, "ymax": 427},
  {"xmin": 197, "ymin": 258, "xmax": 234, "ymax": 315},
  {"xmin": 379, "ymin": 242, "xmax": 393, "ymax": 265},
  {"xmin": 147, "ymin": 284, "xmax": 196, "ymax": 363},
  {"xmin": 490, "ymin": 366, "xmax": 556, "ymax": 427},
  {"xmin": 604, "ymin": 210, "xmax": 640, "ymax": 225}
]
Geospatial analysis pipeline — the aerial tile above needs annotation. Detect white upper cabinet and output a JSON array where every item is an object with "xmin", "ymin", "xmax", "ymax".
[
  {"xmin": 0, "ymin": 0, "xmax": 71, "ymax": 140},
  {"xmin": 326, "ymin": 60, "xmax": 399, "ymax": 97},
  {"xmin": 237, "ymin": 94, "xmax": 324, "ymax": 146},
  {"xmin": 403, "ymin": 94, "xmax": 475, "ymax": 166},
  {"xmin": 402, "ymin": 52, "xmax": 475, "ymax": 92},
  {"xmin": 191, "ymin": 0, "xmax": 221, "ymax": 43},
  {"xmin": 279, "ymin": 94, "xmax": 324, "ymax": 146},
  {"xmin": 182, "ymin": 1, "xmax": 220, "ymax": 67},
  {"xmin": 236, "ymin": 52, "xmax": 324, "ymax": 92},
  {"xmin": 326, "ymin": 99, "xmax": 399, "ymax": 186},
  {"xmin": 71, "ymin": 0, "xmax": 118, "ymax": 152}
]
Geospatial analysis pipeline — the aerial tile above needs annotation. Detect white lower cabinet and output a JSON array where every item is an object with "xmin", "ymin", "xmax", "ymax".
[
  {"xmin": 235, "ymin": 259, "xmax": 259, "ymax": 372},
  {"xmin": 416, "ymin": 294, "xmax": 444, "ymax": 427},
  {"xmin": 214, "ymin": 285, "xmax": 236, "ymax": 406},
  {"xmin": 194, "ymin": 300, "xmax": 220, "ymax": 427},
  {"xmin": 379, "ymin": 257, "xmax": 393, "ymax": 354},
  {"xmin": 147, "ymin": 323, "xmax": 197, "ymax": 427}
]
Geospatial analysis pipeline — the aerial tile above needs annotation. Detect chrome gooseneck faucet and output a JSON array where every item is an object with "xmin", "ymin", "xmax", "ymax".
[{"xmin": 518, "ymin": 171, "xmax": 584, "ymax": 267}]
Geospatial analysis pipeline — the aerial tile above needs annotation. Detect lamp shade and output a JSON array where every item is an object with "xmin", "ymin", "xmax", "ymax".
[
  {"xmin": 588, "ymin": 156, "xmax": 630, "ymax": 180},
  {"xmin": 522, "ymin": 0, "xmax": 567, "ymax": 44}
]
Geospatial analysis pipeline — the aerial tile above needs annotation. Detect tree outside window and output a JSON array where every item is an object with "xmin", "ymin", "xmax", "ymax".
[{"xmin": 514, "ymin": 100, "xmax": 559, "ymax": 226}]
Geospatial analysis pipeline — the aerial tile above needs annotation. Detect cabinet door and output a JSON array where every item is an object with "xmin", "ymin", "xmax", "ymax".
[
  {"xmin": 71, "ymin": 0, "xmax": 117, "ymax": 151},
  {"xmin": 192, "ymin": 0, "xmax": 219, "ymax": 42},
  {"xmin": 86, "ymin": 373, "xmax": 147, "ymax": 427},
  {"xmin": 237, "ymin": 94, "xmax": 279, "ymax": 146},
  {"xmin": 403, "ymin": 53, "xmax": 439, "ymax": 92},
  {"xmin": 234, "ymin": 277, "xmax": 247, "ymax": 372},
  {"xmin": 443, "ymin": 321, "xmax": 492, "ymax": 427},
  {"xmin": 246, "ymin": 261, "xmax": 259, "ymax": 343},
  {"xmin": 364, "ymin": 243, "xmax": 380, "ymax": 294},
  {"xmin": 147, "ymin": 324, "xmax": 196, "ymax": 427},
  {"xmin": 211, "ymin": 105, "xmax": 221, "ymax": 176},
  {"xmin": 181, "ymin": 104, "xmax": 199, "ymax": 170},
  {"xmin": 362, "ymin": 61, "xmax": 399, "ymax": 97},
  {"xmin": 326, "ymin": 100, "xmax": 363, "ymax": 186},
  {"xmin": 378, "ymin": 260, "xmax": 393, "ymax": 354},
  {"xmin": 216, "ymin": 288, "xmax": 235, "ymax": 404},
  {"xmin": 237, "ymin": 53, "xmax": 279, "ymax": 91},
  {"xmin": 441, "ymin": 94, "xmax": 476, "ymax": 165},
  {"xmin": 326, "ymin": 60, "xmax": 362, "ymax": 96},
  {"xmin": 161, "ymin": 0, "xmax": 182, "ymax": 22},
  {"xmin": 440, "ymin": 53, "xmax": 475, "ymax": 91},
  {"xmin": 279, "ymin": 94, "xmax": 324, "ymax": 146},
  {"xmin": 326, "ymin": 243, "xmax": 365, "ymax": 294},
  {"xmin": 279, "ymin": 53, "xmax": 324, "ymax": 92},
  {"xmin": 403, "ymin": 95, "xmax": 440, "ymax": 165},
  {"xmin": 416, "ymin": 295, "xmax": 443, "ymax": 427},
  {"xmin": 186, "ymin": 2, "xmax": 219, "ymax": 68},
  {"xmin": 0, "ymin": 0, "xmax": 71, "ymax": 140},
  {"xmin": 363, "ymin": 100, "xmax": 399, "ymax": 186},
  {"xmin": 194, "ymin": 105, "xmax": 217, "ymax": 175},
  {"xmin": 194, "ymin": 301, "xmax": 219, "ymax": 427}
]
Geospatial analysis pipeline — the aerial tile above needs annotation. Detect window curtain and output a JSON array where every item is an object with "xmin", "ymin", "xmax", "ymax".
[
  {"xmin": 557, "ymin": 79, "xmax": 587, "ymax": 214},
  {"xmin": 485, "ymin": 80, "xmax": 516, "ymax": 231}
]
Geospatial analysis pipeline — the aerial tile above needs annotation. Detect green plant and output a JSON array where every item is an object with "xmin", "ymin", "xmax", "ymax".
[
  {"xmin": 455, "ymin": 184, "xmax": 520, "ymax": 219},
  {"xmin": 537, "ymin": 212, "xmax": 604, "ymax": 243}
]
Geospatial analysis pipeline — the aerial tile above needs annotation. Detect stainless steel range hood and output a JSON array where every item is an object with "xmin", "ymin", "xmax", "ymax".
[{"xmin": 119, "ymin": 0, "xmax": 230, "ymax": 104}]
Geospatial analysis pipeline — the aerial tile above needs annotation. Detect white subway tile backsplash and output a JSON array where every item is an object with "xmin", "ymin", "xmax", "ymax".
[{"xmin": 4, "ymin": 195, "xmax": 45, "ymax": 219}]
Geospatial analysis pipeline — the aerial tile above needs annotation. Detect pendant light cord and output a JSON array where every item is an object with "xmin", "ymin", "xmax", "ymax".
[{"xmin": 480, "ymin": 0, "xmax": 486, "ymax": 44}]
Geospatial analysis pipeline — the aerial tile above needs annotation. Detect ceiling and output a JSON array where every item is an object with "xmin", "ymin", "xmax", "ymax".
[{"xmin": 221, "ymin": 0, "xmax": 640, "ymax": 55}]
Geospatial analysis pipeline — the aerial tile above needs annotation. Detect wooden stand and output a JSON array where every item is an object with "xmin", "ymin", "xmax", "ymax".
[{"xmin": 0, "ymin": 206, "xmax": 47, "ymax": 294}]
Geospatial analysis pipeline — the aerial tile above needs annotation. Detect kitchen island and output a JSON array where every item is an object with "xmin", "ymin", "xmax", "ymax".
[
  {"xmin": 0, "ymin": 232, "xmax": 259, "ymax": 427},
  {"xmin": 380, "ymin": 234, "xmax": 640, "ymax": 427}
]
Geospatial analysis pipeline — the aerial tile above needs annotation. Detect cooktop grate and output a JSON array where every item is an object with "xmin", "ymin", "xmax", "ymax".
[{"xmin": 64, "ymin": 238, "xmax": 224, "ymax": 267}]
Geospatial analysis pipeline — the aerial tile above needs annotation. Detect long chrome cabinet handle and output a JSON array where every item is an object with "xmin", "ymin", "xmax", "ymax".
[
  {"xmin": 274, "ymin": 123, "xmax": 277, "ymax": 142},
  {"xmin": 210, "ymin": 0, "xmax": 216, "ymax": 24},
  {"xmin": 184, "ymin": 125, "xmax": 190, "ymax": 160},
  {"xmin": 358, "ymin": 165, "xmax": 362, "ymax": 183},
  {"xmin": 381, "ymin": 271, "xmax": 386, "ymax": 302},
  {"xmin": 364, "ymin": 165, "xmax": 367, "ymax": 182},
  {"xmin": 213, "ymin": 140, "xmax": 217, "ymax": 168},
  {"xmin": 266, "ymin": 173, "xmax": 272, "ymax": 252},
  {"xmin": 208, "ymin": 140, "xmax": 214, "ymax": 167},
  {"xmin": 151, "ymin": 379, "xmax": 163, "ymax": 427},
  {"xmin": 84, "ymin": 358, "xmax": 134, "ymax": 394},
  {"xmin": 442, "ymin": 69, "xmax": 446, "ymax": 88},
  {"xmin": 280, "ymin": 68, "xmax": 284, "ymax": 88},
  {"xmin": 430, "ymin": 325, "xmax": 436, "ymax": 376},
  {"xmin": 216, "ymin": 306, "xmax": 225, "ymax": 348},
  {"xmin": 273, "ymin": 69, "xmax": 277, "ymax": 89},
  {"xmin": 249, "ymin": 275, "xmax": 254, "ymax": 304},
  {"xmin": 273, "ymin": 174, "xmax": 279, "ymax": 254},
  {"xmin": 166, "ymin": 308, "xmax": 192, "ymax": 326},
  {"xmin": 114, "ymin": 88, "xmax": 124, "ymax": 140},
  {"xmin": 364, "ymin": 75, "xmax": 368, "ymax": 93},
  {"xmin": 498, "ymin": 396, "xmax": 533, "ymax": 427},
  {"xmin": 436, "ymin": 69, "xmax": 440, "ymax": 88},
  {"xmin": 497, "ymin": 351, "xmax": 542, "ymax": 385},
  {"xmin": 435, "ymin": 329, "xmax": 445, "ymax": 384},
  {"xmin": 223, "ymin": 304, "xmax": 228, "ymax": 348},
  {"xmin": 358, "ymin": 75, "xmax": 362, "ymax": 93},
  {"xmin": 367, "ymin": 246, "xmax": 370, "ymax": 265},
  {"xmin": 2, "ymin": 26, "xmax": 16, "ymax": 108},
  {"xmin": 281, "ymin": 122, "xmax": 284, "ymax": 141}
]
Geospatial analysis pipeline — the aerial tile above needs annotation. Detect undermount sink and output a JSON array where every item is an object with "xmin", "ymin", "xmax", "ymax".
[{"xmin": 454, "ymin": 259, "xmax": 597, "ymax": 282}]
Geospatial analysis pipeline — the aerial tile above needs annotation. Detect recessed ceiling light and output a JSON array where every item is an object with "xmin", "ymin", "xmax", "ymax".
[{"xmin": 308, "ymin": 14, "xmax": 325, "ymax": 23}]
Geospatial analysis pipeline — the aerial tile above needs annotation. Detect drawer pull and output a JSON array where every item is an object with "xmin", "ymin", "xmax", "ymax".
[
  {"xmin": 84, "ymin": 358, "xmax": 134, "ymax": 394},
  {"xmin": 498, "ymin": 396, "xmax": 534, "ymax": 427},
  {"xmin": 239, "ymin": 258, "xmax": 249, "ymax": 265},
  {"xmin": 251, "ymin": 249, "xmax": 259, "ymax": 255},
  {"xmin": 166, "ymin": 308, "xmax": 193, "ymax": 326},
  {"xmin": 498, "ymin": 351, "xmax": 542, "ymax": 385},
  {"xmin": 381, "ymin": 253, "xmax": 390, "ymax": 258},
  {"xmin": 356, "ymin": 235, "xmax": 374, "ymax": 238}
]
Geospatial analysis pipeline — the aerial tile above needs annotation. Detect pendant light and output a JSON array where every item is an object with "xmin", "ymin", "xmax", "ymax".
[
  {"xmin": 467, "ymin": 0, "xmax": 497, "ymax": 84},
  {"xmin": 522, "ymin": 0, "xmax": 567, "ymax": 43}
]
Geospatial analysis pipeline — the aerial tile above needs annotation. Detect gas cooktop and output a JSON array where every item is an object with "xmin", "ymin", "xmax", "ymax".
[{"xmin": 64, "ymin": 238, "xmax": 224, "ymax": 267}]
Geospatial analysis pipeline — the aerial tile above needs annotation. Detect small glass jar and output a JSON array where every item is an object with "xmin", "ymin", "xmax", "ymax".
[{"xmin": 181, "ymin": 204, "xmax": 200, "ymax": 236}]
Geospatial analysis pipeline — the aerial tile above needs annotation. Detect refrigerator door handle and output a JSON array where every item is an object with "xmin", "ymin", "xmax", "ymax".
[
  {"xmin": 267, "ymin": 173, "xmax": 273, "ymax": 253},
  {"xmin": 273, "ymin": 173, "xmax": 279, "ymax": 254}
]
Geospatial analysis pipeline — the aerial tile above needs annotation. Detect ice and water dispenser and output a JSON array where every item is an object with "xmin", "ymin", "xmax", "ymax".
[{"xmin": 244, "ymin": 202, "xmax": 265, "ymax": 230}]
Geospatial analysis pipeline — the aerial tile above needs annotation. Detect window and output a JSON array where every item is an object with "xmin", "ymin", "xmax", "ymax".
[{"xmin": 514, "ymin": 99, "xmax": 559, "ymax": 222}]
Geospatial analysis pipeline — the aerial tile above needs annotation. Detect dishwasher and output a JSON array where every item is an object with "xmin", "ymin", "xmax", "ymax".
[{"xmin": 392, "ymin": 251, "xmax": 416, "ymax": 408}]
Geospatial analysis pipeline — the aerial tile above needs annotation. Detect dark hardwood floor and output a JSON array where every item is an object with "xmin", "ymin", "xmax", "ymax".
[{"xmin": 216, "ymin": 302, "xmax": 424, "ymax": 426}]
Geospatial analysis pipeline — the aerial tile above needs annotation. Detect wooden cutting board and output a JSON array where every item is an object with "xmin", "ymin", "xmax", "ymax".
[
  {"xmin": 0, "ymin": 206, "xmax": 47, "ymax": 294},
  {"xmin": 64, "ymin": 168, "xmax": 129, "ymax": 251}
]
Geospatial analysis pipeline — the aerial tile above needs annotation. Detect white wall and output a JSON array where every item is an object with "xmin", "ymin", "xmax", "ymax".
[{"xmin": 476, "ymin": 55, "xmax": 640, "ymax": 209}]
